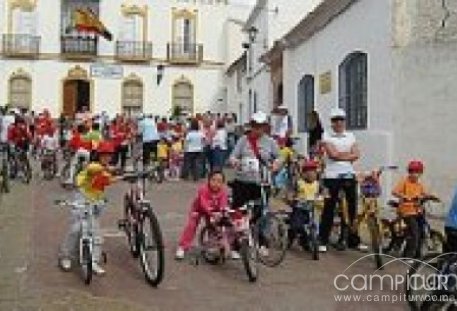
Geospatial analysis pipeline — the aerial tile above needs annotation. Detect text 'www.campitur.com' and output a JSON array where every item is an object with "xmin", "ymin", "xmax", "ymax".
[{"xmin": 334, "ymin": 294, "xmax": 456, "ymax": 304}]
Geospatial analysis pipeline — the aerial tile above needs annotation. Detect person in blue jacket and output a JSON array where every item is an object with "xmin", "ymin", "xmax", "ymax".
[{"xmin": 445, "ymin": 187, "xmax": 457, "ymax": 252}]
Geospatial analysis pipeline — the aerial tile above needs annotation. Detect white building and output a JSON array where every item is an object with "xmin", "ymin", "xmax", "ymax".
[
  {"xmin": 0, "ymin": 0, "xmax": 251, "ymax": 118},
  {"xmin": 265, "ymin": 0, "xmax": 457, "ymax": 200},
  {"xmin": 227, "ymin": 0, "xmax": 322, "ymax": 124}
]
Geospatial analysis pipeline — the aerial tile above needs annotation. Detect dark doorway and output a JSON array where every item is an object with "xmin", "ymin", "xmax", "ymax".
[{"xmin": 63, "ymin": 79, "xmax": 90, "ymax": 117}]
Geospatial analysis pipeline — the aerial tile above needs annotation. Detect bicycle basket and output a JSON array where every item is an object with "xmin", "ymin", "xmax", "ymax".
[{"xmin": 360, "ymin": 178, "xmax": 381, "ymax": 198}]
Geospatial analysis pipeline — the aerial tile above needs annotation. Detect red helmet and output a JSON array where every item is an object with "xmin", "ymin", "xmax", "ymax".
[
  {"xmin": 408, "ymin": 160, "xmax": 424, "ymax": 173},
  {"xmin": 97, "ymin": 141, "xmax": 115, "ymax": 154},
  {"xmin": 302, "ymin": 160, "xmax": 319, "ymax": 171}
]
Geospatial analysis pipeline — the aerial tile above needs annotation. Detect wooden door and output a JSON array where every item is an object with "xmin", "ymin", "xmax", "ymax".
[{"xmin": 63, "ymin": 80, "xmax": 77, "ymax": 117}]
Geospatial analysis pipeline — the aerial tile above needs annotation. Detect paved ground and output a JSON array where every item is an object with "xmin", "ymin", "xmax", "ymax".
[{"xmin": 0, "ymin": 166, "xmax": 418, "ymax": 311}]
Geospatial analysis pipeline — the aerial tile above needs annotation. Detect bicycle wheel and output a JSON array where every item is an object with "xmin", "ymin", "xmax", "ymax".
[
  {"xmin": 309, "ymin": 224, "xmax": 319, "ymax": 261},
  {"xmin": 422, "ymin": 230, "xmax": 445, "ymax": 256},
  {"xmin": 124, "ymin": 196, "xmax": 140, "ymax": 258},
  {"xmin": 420, "ymin": 295, "xmax": 457, "ymax": 311},
  {"xmin": 381, "ymin": 219, "xmax": 404, "ymax": 256},
  {"xmin": 367, "ymin": 217, "xmax": 383, "ymax": 269},
  {"xmin": 198, "ymin": 225, "xmax": 222, "ymax": 265},
  {"xmin": 240, "ymin": 237, "xmax": 258, "ymax": 283},
  {"xmin": 81, "ymin": 241, "xmax": 93, "ymax": 285},
  {"xmin": 254, "ymin": 212, "xmax": 288, "ymax": 267},
  {"xmin": 139, "ymin": 205, "xmax": 164, "ymax": 287}
]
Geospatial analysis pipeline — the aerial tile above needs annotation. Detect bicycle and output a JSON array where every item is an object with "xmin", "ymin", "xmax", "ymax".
[
  {"xmin": 286, "ymin": 197, "xmax": 323, "ymax": 260},
  {"xmin": 9, "ymin": 147, "xmax": 32, "ymax": 184},
  {"xmin": 60, "ymin": 149, "xmax": 88, "ymax": 188},
  {"xmin": 405, "ymin": 253, "xmax": 457, "ymax": 310},
  {"xmin": 382, "ymin": 197, "xmax": 445, "ymax": 258},
  {"xmin": 198, "ymin": 205, "xmax": 259, "ymax": 282},
  {"xmin": 357, "ymin": 165, "xmax": 398, "ymax": 269},
  {"xmin": 118, "ymin": 169, "xmax": 165, "ymax": 287},
  {"xmin": 41, "ymin": 149, "xmax": 58, "ymax": 180},
  {"xmin": 0, "ymin": 144, "xmax": 10, "ymax": 198},
  {"xmin": 250, "ymin": 161, "xmax": 288, "ymax": 267},
  {"xmin": 56, "ymin": 199, "xmax": 107, "ymax": 285}
]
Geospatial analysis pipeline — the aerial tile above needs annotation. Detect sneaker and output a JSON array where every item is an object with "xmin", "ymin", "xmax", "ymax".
[
  {"xmin": 230, "ymin": 251, "xmax": 241, "ymax": 260},
  {"xmin": 258, "ymin": 246, "xmax": 269, "ymax": 257},
  {"xmin": 318, "ymin": 245, "xmax": 327, "ymax": 253},
  {"xmin": 175, "ymin": 247, "xmax": 185, "ymax": 260},
  {"xmin": 92, "ymin": 263, "xmax": 106, "ymax": 276},
  {"xmin": 60, "ymin": 258, "xmax": 72, "ymax": 271},
  {"xmin": 358, "ymin": 243, "xmax": 369, "ymax": 252}
]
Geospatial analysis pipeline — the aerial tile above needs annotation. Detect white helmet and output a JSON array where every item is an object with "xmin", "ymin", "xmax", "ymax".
[
  {"xmin": 330, "ymin": 107, "xmax": 346, "ymax": 119},
  {"xmin": 250, "ymin": 111, "xmax": 268, "ymax": 124}
]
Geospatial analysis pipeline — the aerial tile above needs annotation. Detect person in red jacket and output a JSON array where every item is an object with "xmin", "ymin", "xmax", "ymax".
[
  {"xmin": 110, "ymin": 116, "xmax": 129, "ymax": 171},
  {"xmin": 8, "ymin": 117, "xmax": 31, "ymax": 152},
  {"xmin": 64, "ymin": 124, "xmax": 91, "ymax": 185}
]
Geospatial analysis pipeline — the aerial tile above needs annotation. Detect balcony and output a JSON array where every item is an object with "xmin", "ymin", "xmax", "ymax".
[
  {"xmin": 115, "ymin": 41, "xmax": 153, "ymax": 62},
  {"xmin": 61, "ymin": 36, "xmax": 98, "ymax": 60},
  {"xmin": 2, "ymin": 34, "xmax": 40, "ymax": 58},
  {"xmin": 167, "ymin": 43, "xmax": 203, "ymax": 64}
]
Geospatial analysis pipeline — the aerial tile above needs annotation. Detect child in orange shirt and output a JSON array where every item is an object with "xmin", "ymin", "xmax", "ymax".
[{"xmin": 392, "ymin": 160, "xmax": 437, "ymax": 259}]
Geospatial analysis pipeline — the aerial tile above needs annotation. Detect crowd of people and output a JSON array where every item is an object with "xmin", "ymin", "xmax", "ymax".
[{"xmin": 1, "ymin": 104, "xmax": 456, "ymax": 276}]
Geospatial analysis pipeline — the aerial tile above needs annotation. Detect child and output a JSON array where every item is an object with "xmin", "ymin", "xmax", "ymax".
[
  {"xmin": 288, "ymin": 160, "xmax": 323, "ymax": 247},
  {"xmin": 175, "ymin": 170, "xmax": 231, "ymax": 259},
  {"xmin": 40, "ymin": 127, "xmax": 59, "ymax": 176},
  {"xmin": 169, "ymin": 135, "xmax": 183, "ymax": 180},
  {"xmin": 274, "ymin": 137, "xmax": 295, "ymax": 196},
  {"xmin": 59, "ymin": 141, "xmax": 120, "ymax": 275},
  {"xmin": 392, "ymin": 160, "xmax": 437, "ymax": 259},
  {"xmin": 157, "ymin": 137, "xmax": 170, "ymax": 177}
]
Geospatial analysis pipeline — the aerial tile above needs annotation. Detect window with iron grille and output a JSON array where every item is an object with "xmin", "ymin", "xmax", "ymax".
[
  {"xmin": 338, "ymin": 52, "xmax": 368, "ymax": 130},
  {"xmin": 297, "ymin": 75, "xmax": 314, "ymax": 133}
]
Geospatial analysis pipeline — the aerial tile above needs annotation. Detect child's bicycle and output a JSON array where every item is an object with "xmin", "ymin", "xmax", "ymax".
[
  {"xmin": 118, "ymin": 169, "xmax": 165, "ymax": 287},
  {"xmin": 382, "ymin": 197, "xmax": 445, "ymax": 258},
  {"xmin": 55, "ymin": 199, "xmax": 107, "ymax": 285},
  {"xmin": 286, "ymin": 197, "xmax": 323, "ymax": 260},
  {"xmin": 198, "ymin": 205, "xmax": 259, "ymax": 283},
  {"xmin": 357, "ymin": 165, "xmax": 398, "ymax": 269},
  {"xmin": 41, "ymin": 149, "xmax": 58, "ymax": 180}
]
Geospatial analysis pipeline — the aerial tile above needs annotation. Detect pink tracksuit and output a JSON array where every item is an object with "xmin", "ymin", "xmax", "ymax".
[{"xmin": 178, "ymin": 184, "xmax": 228, "ymax": 250}]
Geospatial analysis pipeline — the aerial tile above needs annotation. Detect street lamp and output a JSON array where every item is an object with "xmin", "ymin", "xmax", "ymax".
[
  {"xmin": 157, "ymin": 64, "xmax": 164, "ymax": 85},
  {"xmin": 248, "ymin": 26, "xmax": 258, "ymax": 43}
]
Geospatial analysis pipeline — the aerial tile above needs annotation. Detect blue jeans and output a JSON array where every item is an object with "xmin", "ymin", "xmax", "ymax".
[{"xmin": 211, "ymin": 147, "xmax": 226, "ymax": 171}]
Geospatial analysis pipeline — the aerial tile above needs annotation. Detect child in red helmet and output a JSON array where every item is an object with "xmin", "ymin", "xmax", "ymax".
[
  {"xmin": 392, "ymin": 160, "xmax": 438, "ymax": 259},
  {"xmin": 60, "ymin": 140, "xmax": 121, "ymax": 275},
  {"xmin": 295, "ymin": 160, "xmax": 322, "ymax": 201}
]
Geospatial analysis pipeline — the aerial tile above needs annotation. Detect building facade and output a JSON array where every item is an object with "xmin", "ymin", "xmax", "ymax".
[
  {"xmin": 0, "ymin": 0, "xmax": 250, "ymax": 118},
  {"xmin": 268, "ymin": 0, "xmax": 457, "ymax": 201}
]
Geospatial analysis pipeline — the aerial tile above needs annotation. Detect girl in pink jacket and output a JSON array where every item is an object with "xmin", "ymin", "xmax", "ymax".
[{"xmin": 176, "ymin": 171, "xmax": 230, "ymax": 259}]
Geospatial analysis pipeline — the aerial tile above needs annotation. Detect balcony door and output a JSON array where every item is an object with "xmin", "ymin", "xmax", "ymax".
[{"xmin": 172, "ymin": 10, "xmax": 196, "ymax": 57}]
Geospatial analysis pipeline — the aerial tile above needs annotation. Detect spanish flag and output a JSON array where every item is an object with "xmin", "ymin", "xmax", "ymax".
[{"xmin": 71, "ymin": 8, "xmax": 113, "ymax": 41}]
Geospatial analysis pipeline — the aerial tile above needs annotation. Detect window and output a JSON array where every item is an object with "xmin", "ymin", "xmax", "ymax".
[
  {"xmin": 173, "ymin": 79, "xmax": 193, "ymax": 114},
  {"xmin": 297, "ymin": 75, "xmax": 314, "ymax": 133},
  {"xmin": 9, "ymin": 74, "xmax": 32, "ymax": 110},
  {"xmin": 339, "ymin": 52, "xmax": 368, "ymax": 130},
  {"xmin": 61, "ymin": 0, "xmax": 100, "ymax": 37},
  {"xmin": 122, "ymin": 78, "xmax": 143, "ymax": 117}
]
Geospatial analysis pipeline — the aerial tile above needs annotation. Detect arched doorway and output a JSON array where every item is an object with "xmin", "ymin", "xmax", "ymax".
[
  {"xmin": 62, "ymin": 65, "xmax": 93, "ymax": 117},
  {"xmin": 172, "ymin": 76, "xmax": 193, "ymax": 115}
]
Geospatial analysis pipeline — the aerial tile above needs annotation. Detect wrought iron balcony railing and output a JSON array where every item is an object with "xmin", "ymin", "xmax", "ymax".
[
  {"xmin": 61, "ymin": 36, "xmax": 98, "ymax": 59},
  {"xmin": 2, "ymin": 34, "xmax": 40, "ymax": 58},
  {"xmin": 167, "ymin": 43, "xmax": 203, "ymax": 64},
  {"xmin": 115, "ymin": 41, "xmax": 153, "ymax": 62}
]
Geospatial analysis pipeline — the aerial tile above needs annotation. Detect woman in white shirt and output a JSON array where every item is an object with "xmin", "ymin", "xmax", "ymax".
[
  {"xmin": 319, "ymin": 108, "xmax": 364, "ymax": 253},
  {"xmin": 182, "ymin": 119, "xmax": 205, "ymax": 181},
  {"xmin": 211, "ymin": 120, "xmax": 227, "ymax": 170}
]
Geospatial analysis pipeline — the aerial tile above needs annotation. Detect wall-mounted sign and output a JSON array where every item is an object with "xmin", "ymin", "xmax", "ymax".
[
  {"xmin": 90, "ymin": 63, "xmax": 123, "ymax": 79},
  {"xmin": 319, "ymin": 71, "xmax": 332, "ymax": 94}
]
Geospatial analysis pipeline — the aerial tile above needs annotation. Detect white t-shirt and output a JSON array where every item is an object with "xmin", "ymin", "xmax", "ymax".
[
  {"xmin": 1, "ymin": 115, "xmax": 15, "ymax": 143},
  {"xmin": 41, "ymin": 134, "xmax": 59, "ymax": 151},
  {"xmin": 185, "ymin": 131, "xmax": 204, "ymax": 153},
  {"xmin": 322, "ymin": 130, "xmax": 356, "ymax": 179},
  {"xmin": 212, "ymin": 129, "xmax": 227, "ymax": 150}
]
